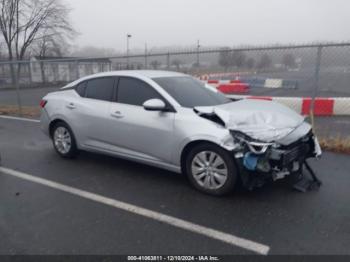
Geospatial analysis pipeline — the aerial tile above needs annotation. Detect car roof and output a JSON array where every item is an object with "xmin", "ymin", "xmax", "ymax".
[
  {"xmin": 62, "ymin": 70, "xmax": 187, "ymax": 89},
  {"xmin": 90, "ymin": 70, "xmax": 186, "ymax": 78}
]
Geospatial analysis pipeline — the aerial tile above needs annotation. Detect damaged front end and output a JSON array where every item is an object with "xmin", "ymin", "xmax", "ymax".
[
  {"xmin": 195, "ymin": 99, "xmax": 323, "ymax": 192},
  {"xmin": 231, "ymin": 129, "xmax": 322, "ymax": 191}
]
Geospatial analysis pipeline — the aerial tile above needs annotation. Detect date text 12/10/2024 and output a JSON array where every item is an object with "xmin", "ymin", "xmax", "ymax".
[{"xmin": 127, "ymin": 256, "xmax": 220, "ymax": 261}]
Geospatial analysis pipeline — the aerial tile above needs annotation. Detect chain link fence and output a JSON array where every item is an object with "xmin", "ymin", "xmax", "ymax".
[{"xmin": 0, "ymin": 42, "xmax": 350, "ymax": 148}]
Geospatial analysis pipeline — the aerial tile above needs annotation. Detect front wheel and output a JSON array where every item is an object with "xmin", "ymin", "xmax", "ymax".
[
  {"xmin": 185, "ymin": 143, "xmax": 238, "ymax": 196},
  {"xmin": 52, "ymin": 122, "xmax": 78, "ymax": 158}
]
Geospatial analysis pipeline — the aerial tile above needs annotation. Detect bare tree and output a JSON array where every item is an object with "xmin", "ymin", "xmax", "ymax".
[
  {"xmin": 282, "ymin": 53, "xmax": 297, "ymax": 69},
  {"xmin": 33, "ymin": 32, "xmax": 70, "ymax": 83},
  {"xmin": 246, "ymin": 57, "xmax": 255, "ymax": 69},
  {"xmin": 171, "ymin": 59, "xmax": 182, "ymax": 71},
  {"xmin": 150, "ymin": 60, "xmax": 161, "ymax": 70},
  {"xmin": 0, "ymin": 0, "xmax": 74, "ymax": 113},
  {"xmin": 34, "ymin": 33, "xmax": 68, "ymax": 58},
  {"xmin": 231, "ymin": 50, "xmax": 246, "ymax": 68},
  {"xmin": 71, "ymin": 46, "xmax": 117, "ymax": 57},
  {"xmin": 218, "ymin": 47, "xmax": 232, "ymax": 71},
  {"xmin": 0, "ymin": 0, "xmax": 74, "ymax": 63},
  {"xmin": 257, "ymin": 53, "xmax": 272, "ymax": 70}
]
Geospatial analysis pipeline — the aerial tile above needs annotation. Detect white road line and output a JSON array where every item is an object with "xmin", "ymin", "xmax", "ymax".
[
  {"xmin": 0, "ymin": 115, "xmax": 40, "ymax": 123},
  {"xmin": 0, "ymin": 166, "xmax": 270, "ymax": 255}
]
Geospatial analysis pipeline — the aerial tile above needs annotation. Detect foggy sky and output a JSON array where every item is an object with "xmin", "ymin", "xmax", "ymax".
[{"xmin": 67, "ymin": 0, "xmax": 350, "ymax": 51}]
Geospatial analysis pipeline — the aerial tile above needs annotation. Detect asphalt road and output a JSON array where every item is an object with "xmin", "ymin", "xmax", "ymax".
[{"xmin": 0, "ymin": 117, "xmax": 349, "ymax": 255}]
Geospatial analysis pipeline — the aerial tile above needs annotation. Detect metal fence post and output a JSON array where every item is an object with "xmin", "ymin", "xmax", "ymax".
[
  {"xmin": 310, "ymin": 45, "xmax": 323, "ymax": 128},
  {"xmin": 145, "ymin": 53, "xmax": 148, "ymax": 69},
  {"xmin": 196, "ymin": 40, "xmax": 200, "ymax": 70},
  {"xmin": 167, "ymin": 53, "xmax": 170, "ymax": 70},
  {"xmin": 14, "ymin": 62, "xmax": 23, "ymax": 116},
  {"xmin": 75, "ymin": 60, "xmax": 80, "ymax": 80},
  {"xmin": 28, "ymin": 61, "xmax": 33, "ymax": 86},
  {"xmin": 311, "ymin": 45, "xmax": 323, "ymax": 113}
]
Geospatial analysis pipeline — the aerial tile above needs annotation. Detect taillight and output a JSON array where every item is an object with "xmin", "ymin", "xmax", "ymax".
[{"xmin": 40, "ymin": 99, "xmax": 47, "ymax": 108}]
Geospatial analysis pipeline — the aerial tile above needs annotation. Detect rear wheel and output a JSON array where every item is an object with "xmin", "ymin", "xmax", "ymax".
[
  {"xmin": 52, "ymin": 122, "xmax": 78, "ymax": 158},
  {"xmin": 185, "ymin": 143, "xmax": 238, "ymax": 196}
]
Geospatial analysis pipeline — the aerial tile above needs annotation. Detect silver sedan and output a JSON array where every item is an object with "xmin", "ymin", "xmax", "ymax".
[{"xmin": 40, "ymin": 71, "xmax": 322, "ymax": 196}]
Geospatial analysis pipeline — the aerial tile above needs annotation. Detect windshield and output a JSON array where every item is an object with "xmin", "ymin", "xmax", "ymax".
[{"xmin": 153, "ymin": 76, "xmax": 231, "ymax": 108}]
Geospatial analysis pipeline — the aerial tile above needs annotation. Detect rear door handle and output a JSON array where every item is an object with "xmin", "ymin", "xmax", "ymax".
[
  {"xmin": 111, "ymin": 111, "xmax": 124, "ymax": 119},
  {"xmin": 66, "ymin": 103, "xmax": 76, "ymax": 109}
]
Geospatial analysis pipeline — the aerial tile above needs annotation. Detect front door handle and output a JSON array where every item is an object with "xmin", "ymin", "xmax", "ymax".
[
  {"xmin": 66, "ymin": 103, "xmax": 76, "ymax": 109},
  {"xmin": 111, "ymin": 111, "xmax": 124, "ymax": 119}
]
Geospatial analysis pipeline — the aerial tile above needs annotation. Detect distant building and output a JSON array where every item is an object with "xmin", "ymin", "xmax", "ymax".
[{"xmin": 30, "ymin": 56, "xmax": 112, "ymax": 83}]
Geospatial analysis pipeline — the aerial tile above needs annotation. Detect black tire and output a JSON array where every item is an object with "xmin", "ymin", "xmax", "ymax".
[
  {"xmin": 51, "ymin": 121, "xmax": 78, "ymax": 158},
  {"xmin": 185, "ymin": 143, "xmax": 238, "ymax": 196}
]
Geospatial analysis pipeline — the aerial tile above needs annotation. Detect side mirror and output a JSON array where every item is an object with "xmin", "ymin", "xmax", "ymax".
[{"xmin": 143, "ymin": 99, "xmax": 167, "ymax": 111}]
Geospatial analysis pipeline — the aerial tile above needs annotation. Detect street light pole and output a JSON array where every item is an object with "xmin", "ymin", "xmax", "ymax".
[{"xmin": 126, "ymin": 34, "xmax": 132, "ymax": 69}]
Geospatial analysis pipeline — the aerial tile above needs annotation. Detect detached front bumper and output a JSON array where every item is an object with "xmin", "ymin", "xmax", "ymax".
[
  {"xmin": 235, "ymin": 131, "xmax": 322, "ymax": 188},
  {"xmin": 267, "ymin": 133, "xmax": 321, "ymax": 180}
]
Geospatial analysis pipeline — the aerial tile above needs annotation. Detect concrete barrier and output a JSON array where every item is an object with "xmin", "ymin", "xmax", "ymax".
[
  {"xmin": 201, "ymin": 76, "xmax": 298, "ymax": 89},
  {"xmin": 264, "ymin": 78, "xmax": 283, "ymax": 89},
  {"xmin": 217, "ymin": 80, "xmax": 249, "ymax": 94}
]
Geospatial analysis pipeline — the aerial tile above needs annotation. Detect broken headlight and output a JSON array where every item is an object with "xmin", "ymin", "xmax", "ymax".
[
  {"xmin": 231, "ymin": 131, "xmax": 277, "ymax": 155},
  {"xmin": 245, "ymin": 141, "xmax": 274, "ymax": 155}
]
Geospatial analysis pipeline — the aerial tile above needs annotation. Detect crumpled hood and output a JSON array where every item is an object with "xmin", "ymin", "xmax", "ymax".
[{"xmin": 195, "ymin": 99, "xmax": 306, "ymax": 142}]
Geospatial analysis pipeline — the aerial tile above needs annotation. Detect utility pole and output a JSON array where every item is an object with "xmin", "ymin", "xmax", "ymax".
[{"xmin": 126, "ymin": 34, "xmax": 132, "ymax": 69}]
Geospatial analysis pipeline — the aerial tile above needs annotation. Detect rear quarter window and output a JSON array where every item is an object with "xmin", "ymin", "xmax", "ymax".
[{"xmin": 75, "ymin": 81, "xmax": 87, "ymax": 97}]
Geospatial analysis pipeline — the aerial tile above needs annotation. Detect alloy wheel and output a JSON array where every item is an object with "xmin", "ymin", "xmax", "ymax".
[
  {"xmin": 54, "ymin": 127, "xmax": 72, "ymax": 155},
  {"xmin": 191, "ymin": 151, "xmax": 228, "ymax": 190}
]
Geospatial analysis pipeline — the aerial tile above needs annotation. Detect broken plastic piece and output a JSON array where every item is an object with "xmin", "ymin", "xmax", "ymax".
[
  {"xmin": 293, "ymin": 161, "xmax": 322, "ymax": 192},
  {"xmin": 243, "ymin": 153, "xmax": 259, "ymax": 171}
]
